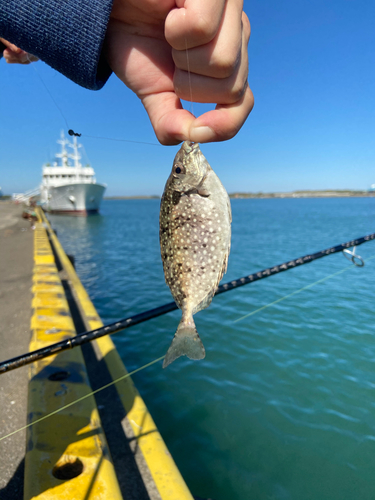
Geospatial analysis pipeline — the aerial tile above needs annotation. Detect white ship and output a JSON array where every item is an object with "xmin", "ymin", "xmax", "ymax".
[{"xmin": 40, "ymin": 132, "xmax": 106, "ymax": 215}]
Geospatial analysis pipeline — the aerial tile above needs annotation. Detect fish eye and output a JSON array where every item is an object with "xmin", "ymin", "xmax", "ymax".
[{"xmin": 173, "ymin": 164, "xmax": 185, "ymax": 176}]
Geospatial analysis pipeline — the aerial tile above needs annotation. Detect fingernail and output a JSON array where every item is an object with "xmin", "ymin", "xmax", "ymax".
[{"xmin": 190, "ymin": 126, "xmax": 214, "ymax": 143}]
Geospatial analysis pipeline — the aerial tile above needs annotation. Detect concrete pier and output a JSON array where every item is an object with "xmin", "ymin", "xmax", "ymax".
[
  {"xmin": 0, "ymin": 202, "xmax": 34, "ymax": 499},
  {"xmin": 0, "ymin": 202, "xmax": 194, "ymax": 500}
]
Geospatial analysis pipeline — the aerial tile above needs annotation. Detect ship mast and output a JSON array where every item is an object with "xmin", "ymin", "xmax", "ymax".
[
  {"xmin": 55, "ymin": 130, "xmax": 70, "ymax": 167},
  {"xmin": 69, "ymin": 136, "xmax": 82, "ymax": 169}
]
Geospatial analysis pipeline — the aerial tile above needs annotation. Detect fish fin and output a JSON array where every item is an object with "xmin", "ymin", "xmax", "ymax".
[
  {"xmin": 197, "ymin": 187, "xmax": 210, "ymax": 197},
  {"xmin": 163, "ymin": 320, "xmax": 205, "ymax": 368},
  {"xmin": 193, "ymin": 248, "xmax": 231, "ymax": 315},
  {"xmin": 193, "ymin": 289, "xmax": 215, "ymax": 314},
  {"xmin": 215, "ymin": 251, "xmax": 229, "ymax": 288},
  {"xmin": 221, "ymin": 249, "xmax": 229, "ymax": 276},
  {"xmin": 200, "ymin": 249, "xmax": 230, "ymax": 308},
  {"xmin": 227, "ymin": 194, "xmax": 232, "ymax": 223}
]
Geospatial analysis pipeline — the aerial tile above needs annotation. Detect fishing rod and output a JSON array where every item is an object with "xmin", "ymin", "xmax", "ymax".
[{"xmin": 1, "ymin": 232, "xmax": 374, "ymax": 375}]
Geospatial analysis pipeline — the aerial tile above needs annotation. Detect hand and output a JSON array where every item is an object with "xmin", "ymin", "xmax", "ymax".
[
  {"xmin": 105, "ymin": 0, "xmax": 254, "ymax": 145},
  {"xmin": 0, "ymin": 38, "xmax": 38, "ymax": 64}
]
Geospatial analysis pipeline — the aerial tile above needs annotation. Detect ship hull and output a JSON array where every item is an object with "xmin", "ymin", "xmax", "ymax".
[{"xmin": 41, "ymin": 183, "xmax": 106, "ymax": 216}]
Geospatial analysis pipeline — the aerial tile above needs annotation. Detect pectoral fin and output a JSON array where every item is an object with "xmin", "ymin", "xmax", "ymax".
[{"xmin": 197, "ymin": 187, "xmax": 210, "ymax": 197}]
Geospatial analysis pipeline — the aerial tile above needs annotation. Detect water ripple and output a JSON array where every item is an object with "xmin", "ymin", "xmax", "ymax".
[{"xmin": 50, "ymin": 198, "xmax": 375, "ymax": 500}]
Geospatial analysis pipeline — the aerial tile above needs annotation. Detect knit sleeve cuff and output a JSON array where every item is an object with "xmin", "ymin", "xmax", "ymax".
[{"xmin": 0, "ymin": 0, "xmax": 114, "ymax": 90}]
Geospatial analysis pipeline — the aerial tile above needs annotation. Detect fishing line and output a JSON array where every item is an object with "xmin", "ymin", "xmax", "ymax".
[
  {"xmin": 81, "ymin": 134, "xmax": 161, "ymax": 146},
  {"xmin": 27, "ymin": 54, "xmax": 70, "ymax": 130},
  {"xmin": 234, "ymin": 254, "xmax": 375, "ymax": 324},
  {"xmin": 184, "ymin": 37, "xmax": 194, "ymax": 116},
  {"xmin": 26, "ymin": 39, "xmax": 194, "ymax": 145},
  {"xmin": 0, "ymin": 355, "xmax": 164, "ymax": 443},
  {"xmin": 26, "ymin": 55, "xmax": 161, "ymax": 147}
]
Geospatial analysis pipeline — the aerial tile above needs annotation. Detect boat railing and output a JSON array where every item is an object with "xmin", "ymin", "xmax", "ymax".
[{"xmin": 12, "ymin": 186, "xmax": 40, "ymax": 203}]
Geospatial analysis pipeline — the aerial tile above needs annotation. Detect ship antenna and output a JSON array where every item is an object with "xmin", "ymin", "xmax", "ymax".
[
  {"xmin": 69, "ymin": 136, "xmax": 82, "ymax": 168},
  {"xmin": 56, "ymin": 130, "xmax": 70, "ymax": 167}
]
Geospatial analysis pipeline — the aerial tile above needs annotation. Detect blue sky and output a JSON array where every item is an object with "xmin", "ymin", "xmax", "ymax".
[{"xmin": 1, "ymin": 0, "xmax": 375, "ymax": 196}]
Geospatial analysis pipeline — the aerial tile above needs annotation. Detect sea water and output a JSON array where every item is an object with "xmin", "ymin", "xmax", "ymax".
[{"xmin": 49, "ymin": 197, "xmax": 375, "ymax": 500}]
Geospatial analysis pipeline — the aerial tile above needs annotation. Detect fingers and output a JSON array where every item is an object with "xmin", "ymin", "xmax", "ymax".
[
  {"xmin": 173, "ymin": 11, "xmax": 250, "ymax": 104},
  {"xmin": 3, "ymin": 49, "xmax": 35, "ymax": 64},
  {"xmin": 171, "ymin": 1, "xmax": 246, "ymax": 79},
  {"xmin": 0, "ymin": 37, "xmax": 22, "ymax": 53},
  {"xmin": 165, "ymin": 0, "xmax": 227, "ymax": 50},
  {"xmin": 189, "ymin": 84, "xmax": 254, "ymax": 142},
  {"xmin": 166, "ymin": 0, "xmax": 252, "ymax": 136},
  {"xmin": 141, "ymin": 92, "xmax": 195, "ymax": 145},
  {"xmin": 0, "ymin": 38, "xmax": 38, "ymax": 64},
  {"xmin": 141, "ymin": 84, "xmax": 254, "ymax": 145},
  {"xmin": 162, "ymin": 1, "xmax": 252, "ymax": 144}
]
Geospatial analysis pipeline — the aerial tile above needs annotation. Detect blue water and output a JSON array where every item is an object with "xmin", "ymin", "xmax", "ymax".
[{"xmin": 49, "ymin": 198, "xmax": 375, "ymax": 500}]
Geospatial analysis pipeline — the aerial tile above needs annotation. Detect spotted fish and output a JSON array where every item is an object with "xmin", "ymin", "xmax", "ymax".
[{"xmin": 160, "ymin": 141, "xmax": 231, "ymax": 368}]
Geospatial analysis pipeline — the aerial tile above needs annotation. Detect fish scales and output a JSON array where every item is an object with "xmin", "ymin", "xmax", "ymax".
[{"xmin": 160, "ymin": 141, "xmax": 231, "ymax": 368}]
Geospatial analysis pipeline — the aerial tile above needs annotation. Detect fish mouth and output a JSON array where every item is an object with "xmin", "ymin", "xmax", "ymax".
[{"xmin": 182, "ymin": 141, "xmax": 199, "ymax": 153}]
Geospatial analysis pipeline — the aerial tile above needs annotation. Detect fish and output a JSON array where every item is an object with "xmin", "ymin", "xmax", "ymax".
[{"xmin": 160, "ymin": 141, "xmax": 232, "ymax": 368}]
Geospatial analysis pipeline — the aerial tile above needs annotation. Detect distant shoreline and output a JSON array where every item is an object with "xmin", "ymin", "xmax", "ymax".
[
  {"xmin": 104, "ymin": 190, "xmax": 375, "ymax": 200},
  {"xmin": 104, "ymin": 195, "xmax": 160, "ymax": 200},
  {"xmin": 229, "ymin": 190, "xmax": 375, "ymax": 199}
]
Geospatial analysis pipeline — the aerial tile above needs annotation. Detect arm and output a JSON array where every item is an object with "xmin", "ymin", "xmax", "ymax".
[{"xmin": 1, "ymin": 0, "xmax": 253, "ymax": 144}]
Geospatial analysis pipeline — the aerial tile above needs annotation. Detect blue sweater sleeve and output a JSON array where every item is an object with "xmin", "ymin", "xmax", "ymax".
[{"xmin": 0, "ymin": 0, "xmax": 114, "ymax": 90}]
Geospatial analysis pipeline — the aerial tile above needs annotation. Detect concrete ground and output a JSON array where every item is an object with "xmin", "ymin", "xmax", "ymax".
[
  {"xmin": 0, "ymin": 201, "xmax": 34, "ymax": 500},
  {"xmin": 0, "ymin": 202, "xmax": 201, "ymax": 500}
]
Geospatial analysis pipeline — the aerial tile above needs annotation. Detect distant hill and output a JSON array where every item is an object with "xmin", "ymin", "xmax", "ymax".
[{"xmin": 229, "ymin": 190, "xmax": 375, "ymax": 199}]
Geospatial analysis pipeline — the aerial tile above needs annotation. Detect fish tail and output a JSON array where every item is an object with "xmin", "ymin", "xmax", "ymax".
[{"xmin": 163, "ymin": 319, "xmax": 205, "ymax": 369}]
